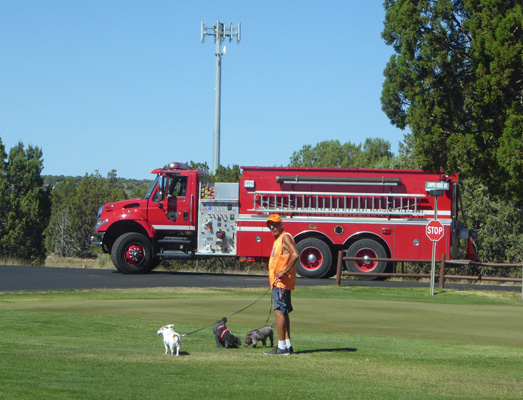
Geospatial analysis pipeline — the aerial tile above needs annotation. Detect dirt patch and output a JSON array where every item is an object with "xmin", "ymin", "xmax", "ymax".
[{"xmin": 44, "ymin": 255, "xmax": 106, "ymax": 269}]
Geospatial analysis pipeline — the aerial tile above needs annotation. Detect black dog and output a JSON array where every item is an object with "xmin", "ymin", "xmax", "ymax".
[{"xmin": 213, "ymin": 317, "xmax": 241, "ymax": 348}]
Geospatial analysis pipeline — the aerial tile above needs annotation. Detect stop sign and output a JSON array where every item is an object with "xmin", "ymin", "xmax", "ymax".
[{"xmin": 426, "ymin": 220, "xmax": 444, "ymax": 241}]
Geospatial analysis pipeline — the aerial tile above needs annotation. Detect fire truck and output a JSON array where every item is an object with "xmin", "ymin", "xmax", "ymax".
[{"xmin": 91, "ymin": 162, "xmax": 475, "ymax": 278}]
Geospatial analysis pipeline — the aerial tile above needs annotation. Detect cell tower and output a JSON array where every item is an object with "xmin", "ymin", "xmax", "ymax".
[{"xmin": 201, "ymin": 21, "xmax": 241, "ymax": 174}]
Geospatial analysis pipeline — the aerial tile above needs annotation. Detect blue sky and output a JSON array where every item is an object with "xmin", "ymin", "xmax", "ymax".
[{"xmin": 1, "ymin": 1, "xmax": 405, "ymax": 180}]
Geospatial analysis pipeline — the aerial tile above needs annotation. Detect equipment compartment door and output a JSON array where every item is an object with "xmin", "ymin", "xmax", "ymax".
[{"xmin": 394, "ymin": 224, "xmax": 422, "ymax": 259}]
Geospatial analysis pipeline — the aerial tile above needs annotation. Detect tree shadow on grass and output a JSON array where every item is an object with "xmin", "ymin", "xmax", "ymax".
[{"xmin": 294, "ymin": 347, "xmax": 357, "ymax": 355}]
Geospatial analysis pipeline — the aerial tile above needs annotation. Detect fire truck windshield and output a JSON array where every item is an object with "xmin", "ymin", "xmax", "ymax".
[{"xmin": 144, "ymin": 175, "xmax": 160, "ymax": 200}]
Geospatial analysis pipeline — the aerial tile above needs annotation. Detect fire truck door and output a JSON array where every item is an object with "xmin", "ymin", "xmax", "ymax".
[{"xmin": 149, "ymin": 175, "xmax": 195, "ymax": 231}]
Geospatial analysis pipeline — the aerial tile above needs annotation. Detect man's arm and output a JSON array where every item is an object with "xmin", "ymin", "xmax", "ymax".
[{"xmin": 277, "ymin": 234, "xmax": 299, "ymax": 278}]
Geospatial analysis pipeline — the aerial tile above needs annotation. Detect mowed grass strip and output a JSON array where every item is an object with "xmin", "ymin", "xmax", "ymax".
[{"xmin": 0, "ymin": 287, "xmax": 522, "ymax": 399}]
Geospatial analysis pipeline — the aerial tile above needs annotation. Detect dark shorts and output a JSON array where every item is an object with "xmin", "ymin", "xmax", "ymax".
[{"xmin": 272, "ymin": 287, "xmax": 293, "ymax": 314}]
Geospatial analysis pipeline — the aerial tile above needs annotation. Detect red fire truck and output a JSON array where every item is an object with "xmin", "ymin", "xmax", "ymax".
[{"xmin": 91, "ymin": 162, "xmax": 475, "ymax": 278}]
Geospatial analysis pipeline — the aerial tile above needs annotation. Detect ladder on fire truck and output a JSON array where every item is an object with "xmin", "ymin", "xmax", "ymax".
[{"xmin": 249, "ymin": 190, "xmax": 426, "ymax": 217}]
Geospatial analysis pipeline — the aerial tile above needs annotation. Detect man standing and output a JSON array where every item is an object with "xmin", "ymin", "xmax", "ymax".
[{"xmin": 264, "ymin": 214, "xmax": 299, "ymax": 355}]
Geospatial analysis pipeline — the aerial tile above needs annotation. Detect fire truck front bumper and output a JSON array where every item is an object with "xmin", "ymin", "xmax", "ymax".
[{"xmin": 91, "ymin": 231, "xmax": 105, "ymax": 246}]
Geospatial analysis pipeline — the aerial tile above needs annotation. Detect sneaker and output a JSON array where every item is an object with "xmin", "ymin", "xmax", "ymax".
[
  {"xmin": 288, "ymin": 346, "xmax": 294, "ymax": 355},
  {"xmin": 264, "ymin": 347, "xmax": 290, "ymax": 356}
]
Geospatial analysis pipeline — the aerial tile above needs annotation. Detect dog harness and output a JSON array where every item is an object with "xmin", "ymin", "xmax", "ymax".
[
  {"xmin": 252, "ymin": 330, "xmax": 263, "ymax": 340},
  {"xmin": 217, "ymin": 325, "xmax": 230, "ymax": 340}
]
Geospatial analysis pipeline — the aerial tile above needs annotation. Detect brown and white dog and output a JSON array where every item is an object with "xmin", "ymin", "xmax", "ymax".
[
  {"xmin": 244, "ymin": 324, "xmax": 275, "ymax": 348},
  {"xmin": 157, "ymin": 324, "xmax": 181, "ymax": 356}
]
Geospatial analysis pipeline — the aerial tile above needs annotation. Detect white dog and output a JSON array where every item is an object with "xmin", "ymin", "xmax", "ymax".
[{"xmin": 157, "ymin": 324, "xmax": 181, "ymax": 357}]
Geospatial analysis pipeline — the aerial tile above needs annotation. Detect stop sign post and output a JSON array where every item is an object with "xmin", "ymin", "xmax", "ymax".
[
  {"xmin": 426, "ymin": 219, "xmax": 445, "ymax": 296},
  {"xmin": 425, "ymin": 182, "xmax": 449, "ymax": 296}
]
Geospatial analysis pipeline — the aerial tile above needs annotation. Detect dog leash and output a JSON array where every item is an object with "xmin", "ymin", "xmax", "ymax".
[
  {"xmin": 220, "ymin": 278, "xmax": 279, "ymax": 330},
  {"xmin": 249, "ymin": 277, "xmax": 290, "ymax": 332},
  {"xmin": 226, "ymin": 285, "xmax": 272, "ymax": 319},
  {"xmin": 259, "ymin": 293, "xmax": 273, "ymax": 329},
  {"xmin": 180, "ymin": 285, "xmax": 273, "ymax": 337},
  {"xmin": 247, "ymin": 299, "xmax": 274, "ymax": 334}
]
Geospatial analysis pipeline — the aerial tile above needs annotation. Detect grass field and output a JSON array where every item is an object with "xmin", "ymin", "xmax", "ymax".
[{"xmin": 1, "ymin": 286, "xmax": 522, "ymax": 399}]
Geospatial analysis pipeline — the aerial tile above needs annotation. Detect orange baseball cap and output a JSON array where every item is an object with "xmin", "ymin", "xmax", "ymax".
[{"xmin": 266, "ymin": 214, "xmax": 282, "ymax": 225}]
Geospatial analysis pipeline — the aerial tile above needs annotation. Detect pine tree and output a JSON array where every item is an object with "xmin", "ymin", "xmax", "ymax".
[
  {"xmin": 45, "ymin": 177, "xmax": 78, "ymax": 257},
  {"xmin": 0, "ymin": 141, "xmax": 50, "ymax": 263},
  {"xmin": 46, "ymin": 170, "xmax": 126, "ymax": 258},
  {"xmin": 288, "ymin": 139, "xmax": 394, "ymax": 169},
  {"xmin": 212, "ymin": 164, "xmax": 242, "ymax": 183},
  {"xmin": 0, "ymin": 139, "xmax": 8, "ymax": 255},
  {"xmin": 382, "ymin": 0, "xmax": 523, "ymax": 202}
]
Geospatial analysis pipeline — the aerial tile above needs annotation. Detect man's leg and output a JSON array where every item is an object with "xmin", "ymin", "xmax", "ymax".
[
  {"xmin": 275, "ymin": 308, "xmax": 286, "ymax": 341},
  {"xmin": 264, "ymin": 309, "xmax": 290, "ymax": 355},
  {"xmin": 276, "ymin": 309, "xmax": 291, "ymax": 345},
  {"xmin": 265, "ymin": 288, "xmax": 292, "ymax": 355},
  {"xmin": 283, "ymin": 312, "xmax": 290, "ymax": 340}
]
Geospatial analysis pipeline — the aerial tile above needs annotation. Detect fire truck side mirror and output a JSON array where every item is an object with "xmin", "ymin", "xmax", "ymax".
[{"xmin": 156, "ymin": 175, "xmax": 167, "ymax": 203}]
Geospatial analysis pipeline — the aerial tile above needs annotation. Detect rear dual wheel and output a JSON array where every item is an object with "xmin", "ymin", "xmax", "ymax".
[
  {"xmin": 345, "ymin": 239, "xmax": 388, "ymax": 279},
  {"xmin": 296, "ymin": 238, "xmax": 333, "ymax": 279}
]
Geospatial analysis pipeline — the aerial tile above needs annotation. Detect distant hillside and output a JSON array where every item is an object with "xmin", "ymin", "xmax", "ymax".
[{"xmin": 43, "ymin": 175, "xmax": 153, "ymax": 199}]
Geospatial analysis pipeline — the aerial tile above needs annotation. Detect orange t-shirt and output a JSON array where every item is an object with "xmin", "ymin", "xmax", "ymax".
[{"xmin": 268, "ymin": 232, "xmax": 296, "ymax": 290}]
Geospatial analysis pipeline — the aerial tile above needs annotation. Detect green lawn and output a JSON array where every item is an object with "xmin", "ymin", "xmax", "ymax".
[{"xmin": 0, "ymin": 286, "xmax": 522, "ymax": 399}]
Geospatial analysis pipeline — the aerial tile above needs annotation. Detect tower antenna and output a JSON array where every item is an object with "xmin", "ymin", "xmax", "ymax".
[{"xmin": 201, "ymin": 21, "xmax": 241, "ymax": 174}]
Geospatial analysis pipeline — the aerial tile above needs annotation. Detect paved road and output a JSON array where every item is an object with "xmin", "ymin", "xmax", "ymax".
[{"xmin": 0, "ymin": 265, "xmax": 520, "ymax": 293}]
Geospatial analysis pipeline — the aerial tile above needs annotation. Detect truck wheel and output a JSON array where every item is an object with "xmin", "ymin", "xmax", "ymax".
[
  {"xmin": 296, "ymin": 238, "xmax": 332, "ymax": 279},
  {"xmin": 345, "ymin": 239, "xmax": 388, "ymax": 279},
  {"xmin": 111, "ymin": 232, "xmax": 156, "ymax": 274}
]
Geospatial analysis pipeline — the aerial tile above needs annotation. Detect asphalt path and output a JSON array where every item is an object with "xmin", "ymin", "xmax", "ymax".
[{"xmin": 0, "ymin": 265, "xmax": 520, "ymax": 293}]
